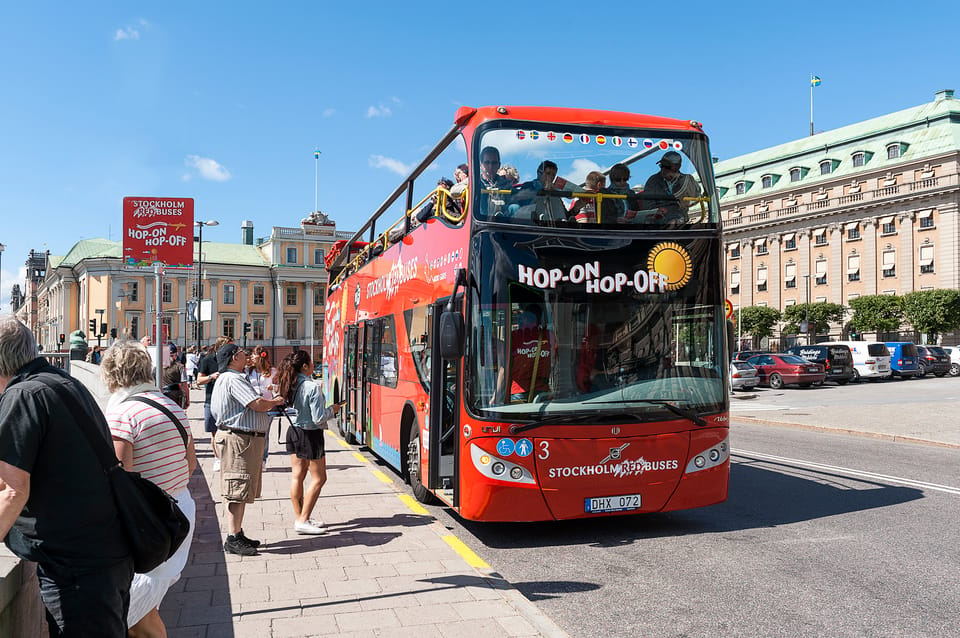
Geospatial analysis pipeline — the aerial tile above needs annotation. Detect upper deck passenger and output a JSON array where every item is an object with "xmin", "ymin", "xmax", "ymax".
[{"xmin": 642, "ymin": 151, "xmax": 701, "ymax": 223}]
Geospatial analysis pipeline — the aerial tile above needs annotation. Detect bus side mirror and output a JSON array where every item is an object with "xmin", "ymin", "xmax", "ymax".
[{"xmin": 439, "ymin": 311, "xmax": 464, "ymax": 360}]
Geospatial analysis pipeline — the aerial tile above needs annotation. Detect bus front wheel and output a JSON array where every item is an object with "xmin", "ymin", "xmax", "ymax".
[{"xmin": 407, "ymin": 426, "xmax": 435, "ymax": 504}]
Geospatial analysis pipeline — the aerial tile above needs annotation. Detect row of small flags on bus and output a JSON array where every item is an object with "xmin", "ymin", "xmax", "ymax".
[{"xmin": 515, "ymin": 131, "xmax": 683, "ymax": 151}]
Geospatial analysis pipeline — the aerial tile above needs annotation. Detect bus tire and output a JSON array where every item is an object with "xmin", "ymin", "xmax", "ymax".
[{"xmin": 407, "ymin": 425, "xmax": 435, "ymax": 504}]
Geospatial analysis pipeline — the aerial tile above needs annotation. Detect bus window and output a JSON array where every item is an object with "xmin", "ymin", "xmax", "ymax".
[
  {"xmin": 403, "ymin": 305, "xmax": 432, "ymax": 391},
  {"xmin": 473, "ymin": 126, "xmax": 717, "ymax": 228}
]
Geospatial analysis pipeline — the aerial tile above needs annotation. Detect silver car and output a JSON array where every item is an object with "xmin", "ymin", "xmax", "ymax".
[{"xmin": 730, "ymin": 360, "xmax": 759, "ymax": 392}]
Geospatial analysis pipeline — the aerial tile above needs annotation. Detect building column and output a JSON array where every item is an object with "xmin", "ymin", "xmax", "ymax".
[
  {"xmin": 938, "ymin": 202, "xmax": 959, "ymax": 290},
  {"xmin": 240, "ymin": 281, "xmax": 249, "ymax": 343},
  {"xmin": 207, "ymin": 279, "xmax": 219, "ymax": 340},
  {"xmin": 898, "ymin": 212, "xmax": 916, "ymax": 295},
  {"xmin": 863, "ymin": 219, "xmax": 878, "ymax": 296},
  {"xmin": 829, "ymin": 224, "xmax": 843, "ymax": 305},
  {"xmin": 768, "ymin": 236, "xmax": 781, "ymax": 310},
  {"xmin": 741, "ymin": 241, "xmax": 755, "ymax": 308},
  {"xmin": 274, "ymin": 279, "xmax": 285, "ymax": 342}
]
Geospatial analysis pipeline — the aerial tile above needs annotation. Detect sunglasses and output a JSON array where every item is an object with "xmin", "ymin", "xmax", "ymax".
[{"xmin": 612, "ymin": 177, "xmax": 630, "ymax": 183}]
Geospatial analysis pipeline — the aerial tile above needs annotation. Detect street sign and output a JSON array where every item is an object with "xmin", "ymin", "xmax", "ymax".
[
  {"xmin": 185, "ymin": 300, "xmax": 198, "ymax": 323},
  {"xmin": 724, "ymin": 299, "xmax": 734, "ymax": 320},
  {"xmin": 122, "ymin": 197, "xmax": 195, "ymax": 269}
]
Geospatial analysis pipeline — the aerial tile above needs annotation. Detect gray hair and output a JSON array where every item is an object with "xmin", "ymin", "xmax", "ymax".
[
  {"xmin": 0, "ymin": 316, "xmax": 39, "ymax": 377},
  {"xmin": 100, "ymin": 340, "xmax": 154, "ymax": 393}
]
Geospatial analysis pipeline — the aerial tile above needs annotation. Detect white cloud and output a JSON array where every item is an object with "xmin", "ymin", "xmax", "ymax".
[
  {"xmin": 568, "ymin": 159, "xmax": 602, "ymax": 184},
  {"xmin": 322, "ymin": 108, "xmax": 336, "ymax": 118},
  {"xmin": 114, "ymin": 26, "xmax": 140, "ymax": 41},
  {"xmin": 369, "ymin": 155, "xmax": 411, "ymax": 176},
  {"xmin": 366, "ymin": 104, "xmax": 392, "ymax": 118},
  {"xmin": 184, "ymin": 155, "xmax": 232, "ymax": 182}
]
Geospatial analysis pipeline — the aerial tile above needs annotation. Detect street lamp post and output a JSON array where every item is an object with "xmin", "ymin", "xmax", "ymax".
[{"xmin": 194, "ymin": 220, "xmax": 219, "ymax": 355}]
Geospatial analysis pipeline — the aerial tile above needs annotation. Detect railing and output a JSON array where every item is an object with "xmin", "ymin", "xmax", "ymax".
[{"xmin": 724, "ymin": 174, "xmax": 954, "ymax": 227}]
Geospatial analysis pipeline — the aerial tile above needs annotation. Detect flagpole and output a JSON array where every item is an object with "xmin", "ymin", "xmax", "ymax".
[
  {"xmin": 314, "ymin": 149, "xmax": 320, "ymax": 213},
  {"xmin": 810, "ymin": 74, "xmax": 814, "ymax": 136}
]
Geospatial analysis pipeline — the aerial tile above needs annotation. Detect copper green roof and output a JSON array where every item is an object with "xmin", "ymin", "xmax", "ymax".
[
  {"xmin": 55, "ymin": 238, "xmax": 270, "ymax": 268},
  {"xmin": 714, "ymin": 91, "xmax": 960, "ymax": 200}
]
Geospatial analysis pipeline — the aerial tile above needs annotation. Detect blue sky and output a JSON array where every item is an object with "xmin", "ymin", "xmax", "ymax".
[{"xmin": 2, "ymin": 1, "xmax": 958, "ymax": 312}]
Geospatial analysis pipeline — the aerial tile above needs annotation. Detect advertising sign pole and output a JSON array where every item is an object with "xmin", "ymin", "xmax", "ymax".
[{"xmin": 155, "ymin": 262, "xmax": 163, "ymax": 388}]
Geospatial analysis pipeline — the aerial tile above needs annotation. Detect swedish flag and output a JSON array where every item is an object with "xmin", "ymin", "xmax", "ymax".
[{"xmin": 811, "ymin": 75, "xmax": 822, "ymax": 87}]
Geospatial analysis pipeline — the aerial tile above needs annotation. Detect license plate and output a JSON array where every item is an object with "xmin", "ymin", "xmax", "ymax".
[{"xmin": 585, "ymin": 493, "xmax": 642, "ymax": 513}]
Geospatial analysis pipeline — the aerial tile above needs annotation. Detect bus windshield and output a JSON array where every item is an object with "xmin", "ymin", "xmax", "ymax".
[
  {"xmin": 472, "ymin": 123, "xmax": 718, "ymax": 227},
  {"xmin": 466, "ymin": 231, "xmax": 726, "ymax": 422}
]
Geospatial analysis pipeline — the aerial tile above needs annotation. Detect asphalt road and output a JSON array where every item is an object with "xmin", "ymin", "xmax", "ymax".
[{"xmin": 392, "ymin": 380, "xmax": 960, "ymax": 638}]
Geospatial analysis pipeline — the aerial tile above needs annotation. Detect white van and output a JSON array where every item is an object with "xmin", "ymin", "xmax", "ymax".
[{"xmin": 828, "ymin": 341, "xmax": 891, "ymax": 381}]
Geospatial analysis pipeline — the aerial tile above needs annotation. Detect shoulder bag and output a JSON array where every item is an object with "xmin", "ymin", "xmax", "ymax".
[{"xmin": 37, "ymin": 379, "xmax": 190, "ymax": 573}]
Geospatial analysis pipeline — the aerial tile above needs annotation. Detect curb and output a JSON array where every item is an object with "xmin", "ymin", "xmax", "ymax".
[{"xmin": 733, "ymin": 416, "xmax": 960, "ymax": 450}]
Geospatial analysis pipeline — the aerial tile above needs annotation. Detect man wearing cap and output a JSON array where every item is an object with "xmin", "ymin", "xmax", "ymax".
[
  {"xmin": 642, "ymin": 151, "xmax": 701, "ymax": 223},
  {"xmin": 210, "ymin": 343, "xmax": 285, "ymax": 556}
]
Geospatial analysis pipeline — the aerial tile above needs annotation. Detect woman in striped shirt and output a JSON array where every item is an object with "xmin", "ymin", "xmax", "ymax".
[{"xmin": 101, "ymin": 341, "xmax": 197, "ymax": 638}]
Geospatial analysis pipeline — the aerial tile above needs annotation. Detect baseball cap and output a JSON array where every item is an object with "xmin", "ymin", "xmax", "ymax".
[
  {"xmin": 217, "ymin": 343, "xmax": 241, "ymax": 372},
  {"xmin": 657, "ymin": 151, "xmax": 683, "ymax": 168}
]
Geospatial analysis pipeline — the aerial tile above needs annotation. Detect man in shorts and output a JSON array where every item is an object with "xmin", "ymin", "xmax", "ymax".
[
  {"xmin": 210, "ymin": 344, "xmax": 285, "ymax": 556},
  {"xmin": 197, "ymin": 336, "xmax": 232, "ymax": 471}
]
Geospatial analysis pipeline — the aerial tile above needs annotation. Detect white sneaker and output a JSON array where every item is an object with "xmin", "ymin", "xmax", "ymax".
[
  {"xmin": 294, "ymin": 520, "xmax": 325, "ymax": 535},
  {"xmin": 212, "ymin": 458, "xmax": 221, "ymax": 472}
]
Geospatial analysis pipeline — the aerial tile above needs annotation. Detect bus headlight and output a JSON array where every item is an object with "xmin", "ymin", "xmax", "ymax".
[{"xmin": 492, "ymin": 462, "xmax": 505, "ymax": 475}]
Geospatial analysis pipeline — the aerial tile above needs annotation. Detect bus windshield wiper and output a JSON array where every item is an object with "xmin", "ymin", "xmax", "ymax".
[
  {"xmin": 585, "ymin": 399, "xmax": 708, "ymax": 427},
  {"xmin": 508, "ymin": 411, "xmax": 652, "ymax": 434}
]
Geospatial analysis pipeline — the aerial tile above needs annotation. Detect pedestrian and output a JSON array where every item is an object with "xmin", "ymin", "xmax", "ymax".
[
  {"xmin": 246, "ymin": 345, "xmax": 278, "ymax": 464},
  {"xmin": 211, "ymin": 344, "xmax": 285, "ymax": 555},
  {"xmin": 275, "ymin": 350, "xmax": 345, "ymax": 534},
  {"xmin": 101, "ymin": 340, "xmax": 197, "ymax": 637},
  {"xmin": 185, "ymin": 345, "xmax": 199, "ymax": 388},
  {"xmin": 0, "ymin": 316, "xmax": 134, "ymax": 636},
  {"xmin": 197, "ymin": 336, "xmax": 233, "ymax": 471}
]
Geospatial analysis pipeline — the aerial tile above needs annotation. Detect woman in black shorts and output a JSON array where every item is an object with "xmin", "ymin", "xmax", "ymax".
[{"xmin": 275, "ymin": 350, "xmax": 344, "ymax": 535}]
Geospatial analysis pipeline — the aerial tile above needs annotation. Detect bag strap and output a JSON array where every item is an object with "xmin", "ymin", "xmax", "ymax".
[
  {"xmin": 125, "ymin": 395, "xmax": 189, "ymax": 447},
  {"xmin": 32, "ymin": 375, "xmax": 121, "ymax": 472}
]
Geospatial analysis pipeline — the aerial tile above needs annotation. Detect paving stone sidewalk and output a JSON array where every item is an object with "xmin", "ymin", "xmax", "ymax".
[{"xmin": 159, "ymin": 392, "xmax": 569, "ymax": 637}]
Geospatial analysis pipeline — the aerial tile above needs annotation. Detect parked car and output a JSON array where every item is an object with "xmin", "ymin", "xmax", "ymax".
[
  {"xmin": 783, "ymin": 344, "xmax": 855, "ymax": 385},
  {"xmin": 733, "ymin": 350, "xmax": 769, "ymax": 362},
  {"xmin": 884, "ymin": 342, "xmax": 920, "ymax": 379},
  {"xmin": 730, "ymin": 360, "xmax": 759, "ymax": 392},
  {"xmin": 828, "ymin": 341, "xmax": 891, "ymax": 382},
  {"xmin": 745, "ymin": 353, "xmax": 826, "ymax": 389},
  {"xmin": 916, "ymin": 345, "xmax": 950, "ymax": 377},
  {"xmin": 942, "ymin": 346, "xmax": 960, "ymax": 377}
]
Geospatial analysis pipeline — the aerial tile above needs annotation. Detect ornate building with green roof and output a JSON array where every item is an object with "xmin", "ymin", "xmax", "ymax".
[{"xmin": 715, "ymin": 89, "xmax": 959, "ymax": 344}]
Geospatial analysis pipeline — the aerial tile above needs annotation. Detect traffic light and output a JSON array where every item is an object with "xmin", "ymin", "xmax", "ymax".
[
  {"xmin": 89, "ymin": 319, "xmax": 97, "ymax": 334},
  {"xmin": 100, "ymin": 322, "xmax": 108, "ymax": 336},
  {"xmin": 243, "ymin": 322, "xmax": 251, "ymax": 336},
  {"xmin": 59, "ymin": 333, "xmax": 65, "ymax": 344},
  {"xmin": 110, "ymin": 328, "xmax": 117, "ymax": 339}
]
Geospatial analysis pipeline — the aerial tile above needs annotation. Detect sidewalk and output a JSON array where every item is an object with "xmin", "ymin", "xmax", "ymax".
[{"xmin": 159, "ymin": 390, "xmax": 569, "ymax": 638}]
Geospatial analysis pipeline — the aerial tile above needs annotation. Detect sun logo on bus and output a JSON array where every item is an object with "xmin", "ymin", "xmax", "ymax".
[{"xmin": 647, "ymin": 242, "xmax": 692, "ymax": 290}]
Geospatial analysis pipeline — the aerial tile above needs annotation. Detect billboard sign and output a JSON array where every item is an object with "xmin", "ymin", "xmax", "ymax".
[{"xmin": 122, "ymin": 197, "xmax": 194, "ymax": 269}]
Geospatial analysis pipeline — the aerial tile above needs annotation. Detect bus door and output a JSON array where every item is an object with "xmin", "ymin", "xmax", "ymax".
[
  {"xmin": 343, "ymin": 323, "xmax": 362, "ymax": 443},
  {"xmin": 427, "ymin": 298, "xmax": 461, "ymax": 503},
  {"xmin": 360, "ymin": 319, "xmax": 377, "ymax": 446}
]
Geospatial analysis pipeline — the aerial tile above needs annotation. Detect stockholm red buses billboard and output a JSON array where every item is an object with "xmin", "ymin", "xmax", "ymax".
[{"xmin": 122, "ymin": 197, "xmax": 194, "ymax": 269}]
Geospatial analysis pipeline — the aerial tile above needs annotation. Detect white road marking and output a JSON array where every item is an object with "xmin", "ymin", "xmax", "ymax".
[{"xmin": 733, "ymin": 448, "xmax": 960, "ymax": 496}]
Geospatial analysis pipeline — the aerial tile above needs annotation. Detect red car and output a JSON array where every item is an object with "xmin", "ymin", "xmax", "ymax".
[{"xmin": 746, "ymin": 353, "xmax": 826, "ymax": 389}]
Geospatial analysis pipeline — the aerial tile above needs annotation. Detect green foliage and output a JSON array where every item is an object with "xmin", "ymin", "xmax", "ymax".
[
  {"xmin": 739, "ymin": 305, "xmax": 782, "ymax": 341},
  {"xmin": 848, "ymin": 295, "xmax": 903, "ymax": 333},
  {"xmin": 902, "ymin": 289, "xmax": 960, "ymax": 342},
  {"xmin": 781, "ymin": 302, "xmax": 846, "ymax": 335}
]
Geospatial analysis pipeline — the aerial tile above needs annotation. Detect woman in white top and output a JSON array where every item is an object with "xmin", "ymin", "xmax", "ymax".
[
  {"xmin": 185, "ymin": 345, "xmax": 200, "ymax": 388},
  {"xmin": 247, "ymin": 345, "xmax": 278, "ymax": 463},
  {"xmin": 101, "ymin": 340, "xmax": 197, "ymax": 638}
]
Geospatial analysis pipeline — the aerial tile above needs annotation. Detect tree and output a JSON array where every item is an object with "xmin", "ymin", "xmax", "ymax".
[
  {"xmin": 848, "ymin": 295, "xmax": 903, "ymax": 335},
  {"xmin": 902, "ymin": 289, "xmax": 960, "ymax": 343},
  {"xmin": 738, "ymin": 305, "xmax": 781, "ymax": 346},
  {"xmin": 781, "ymin": 302, "xmax": 846, "ymax": 336}
]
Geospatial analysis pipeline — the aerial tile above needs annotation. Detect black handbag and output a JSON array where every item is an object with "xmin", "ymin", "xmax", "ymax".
[{"xmin": 38, "ymin": 379, "xmax": 190, "ymax": 573}]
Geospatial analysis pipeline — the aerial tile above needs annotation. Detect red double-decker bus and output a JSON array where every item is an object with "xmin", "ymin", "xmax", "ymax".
[{"xmin": 323, "ymin": 105, "xmax": 729, "ymax": 521}]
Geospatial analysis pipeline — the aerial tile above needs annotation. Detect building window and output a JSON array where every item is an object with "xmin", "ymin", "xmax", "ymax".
[
  {"xmin": 919, "ymin": 214, "xmax": 935, "ymax": 229},
  {"xmin": 789, "ymin": 168, "xmax": 803, "ymax": 182},
  {"xmin": 852, "ymin": 152, "xmax": 865, "ymax": 167},
  {"xmin": 253, "ymin": 285, "xmax": 265, "ymax": 305},
  {"xmin": 285, "ymin": 286, "xmax": 298, "ymax": 306},
  {"xmin": 756, "ymin": 241, "xmax": 768, "ymax": 256},
  {"xmin": 882, "ymin": 251, "xmax": 896, "ymax": 278},
  {"xmin": 130, "ymin": 316, "xmax": 139, "ymax": 339},
  {"xmin": 887, "ymin": 144, "xmax": 900, "ymax": 160},
  {"xmin": 314, "ymin": 248, "xmax": 324, "ymax": 265},
  {"xmin": 814, "ymin": 231, "xmax": 827, "ymax": 246},
  {"xmin": 161, "ymin": 317, "xmax": 173, "ymax": 340},
  {"xmin": 735, "ymin": 181, "xmax": 746, "ymax": 195},
  {"xmin": 285, "ymin": 318, "xmax": 298, "ymax": 340},
  {"xmin": 761, "ymin": 175, "xmax": 773, "ymax": 188},
  {"xmin": 252, "ymin": 318, "xmax": 265, "ymax": 340},
  {"xmin": 756, "ymin": 267, "xmax": 768, "ymax": 292},
  {"xmin": 883, "ymin": 267, "xmax": 896, "ymax": 278},
  {"xmin": 783, "ymin": 236, "xmax": 797, "ymax": 250},
  {"xmin": 223, "ymin": 284, "xmax": 236, "ymax": 305},
  {"xmin": 222, "ymin": 317, "xmax": 236, "ymax": 339},
  {"xmin": 847, "ymin": 255, "xmax": 861, "ymax": 282},
  {"xmin": 882, "ymin": 221, "xmax": 896, "ymax": 234},
  {"xmin": 730, "ymin": 271, "xmax": 740, "ymax": 295},
  {"xmin": 919, "ymin": 245, "xmax": 935, "ymax": 273},
  {"xmin": 286, "ymin": 247, "xmax": 298, "ymax": 264},
  {"xmin": 129, "ymin": 282, "xmax": 139, "ymax": 302},
  {"xmin": 313, "ymin": 318, "xmax": 323, "ymax": 339},
  {"xmin": 730, "ymin": 245, "xmax": 740, "ymax": 258},
  {"xmin": 784, "ymin": 263, "xmax": 797, "ymax": 289},
  {"xmin": 820, "ymin": 160, "xmax": 833, "ymax": 175},
  {"xmin": 847, "ymin": 226, "xmax": 860, "ymax": 240},
  {"xmin": 314, "ymin": 287, "xmax": 324, "ymax": 307},
  {"xmin": 162, "ymin": 282, "xmax": 173, "ymax": 304}
]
